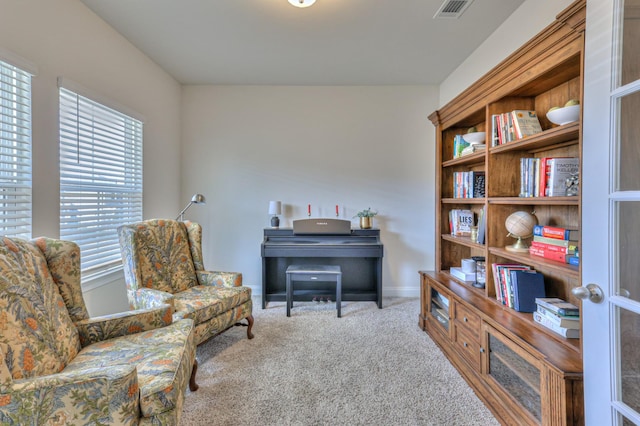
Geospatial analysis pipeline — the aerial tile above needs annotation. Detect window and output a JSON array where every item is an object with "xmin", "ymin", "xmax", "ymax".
[
  {"xmin": 0, "ymin": 59, "xmax": 32, "ymax": 239},
  {"xmin": 59, "ymin": 84, "xmax": 143, "ymax": 279}
]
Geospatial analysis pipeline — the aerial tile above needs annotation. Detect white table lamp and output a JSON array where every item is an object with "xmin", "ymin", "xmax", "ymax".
[{"xmin": 269, "ymin": 201, "xmax": 282, "ymax": 228}]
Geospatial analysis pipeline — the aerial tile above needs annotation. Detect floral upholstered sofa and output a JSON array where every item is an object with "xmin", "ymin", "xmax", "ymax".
[
  {"xmin": 117, "ymin": 219, "xmax": 254, "ymax": 345},
  {"xmin": 0, "ymin": 237, "xmax": 198, "ymax": 425}
]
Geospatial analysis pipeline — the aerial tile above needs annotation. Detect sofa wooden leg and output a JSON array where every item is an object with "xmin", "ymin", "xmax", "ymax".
[
  {"xmin": 246, "ymin": 315, "xmax": 254, "ymax": 339},
  {"xmin": 189, "ymin": 359, "xmax": 199, "ymax": 392}
]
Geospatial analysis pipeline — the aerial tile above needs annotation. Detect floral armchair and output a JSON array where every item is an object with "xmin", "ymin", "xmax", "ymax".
[
  {"xmin": 0, "ymin": 236, "xmax": 198, "ymax": 425},
  {"xmin": 117, "ymin": 219, "xmax": 254, "ymax": 345}
]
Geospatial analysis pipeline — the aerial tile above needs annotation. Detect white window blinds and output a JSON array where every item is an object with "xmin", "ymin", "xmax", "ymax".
[
  {"xmin": 59, "ymin": 86, "xmax": 143, "ymax": 278},
  {"xmin": 0, "ymin": 60, "xmax": 32, "ymax": 239}
]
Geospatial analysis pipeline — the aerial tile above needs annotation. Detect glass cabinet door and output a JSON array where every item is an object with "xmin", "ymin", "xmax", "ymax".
[
  {"xmin": 430, "ymin": 287, "xmax": 450, "ymax": 332},
  {"xmin": 484, "ymin": 324, "xmax": 542, "ymax": 423}
]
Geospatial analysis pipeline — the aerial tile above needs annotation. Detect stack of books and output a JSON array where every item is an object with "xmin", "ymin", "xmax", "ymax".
[
  {"xmin": 449, "ymin": 266, "xmax": 475, "ymax": 283},
  {"xmin": 530, "ymin": 225, "xmax": 579, "ymax": 265},
  {"xmin": 459, "ymin": 144, "xmax": 486, "ymax": 156},
  {"xmin": 518, "ymin": 157, "xmax": 579, "ymax": 198},
  {"xmin": 533, "ymin": 297, "xmax": 580, "ymax": 338}
]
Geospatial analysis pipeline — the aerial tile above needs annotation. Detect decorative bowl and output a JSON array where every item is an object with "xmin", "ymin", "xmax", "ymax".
[
  {"xmin": 462, "ymin": 131, "xmax": 486, "ymax": 144},
  {"xmin": 546, "ymin": 104, "xmax": 580, "ymax": 125}
]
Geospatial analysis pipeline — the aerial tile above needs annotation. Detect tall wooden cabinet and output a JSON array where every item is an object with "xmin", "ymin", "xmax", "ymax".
[{"xmin": 419, "ymin": 1, "xmax": 585, "ymax": 425}]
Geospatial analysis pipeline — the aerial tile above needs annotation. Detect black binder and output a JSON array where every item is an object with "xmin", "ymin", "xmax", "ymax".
[{"xmin": 510, "ymin": 270, "xmax": 546, "ymax": 312}]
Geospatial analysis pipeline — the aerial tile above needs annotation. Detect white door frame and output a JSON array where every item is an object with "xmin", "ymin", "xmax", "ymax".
[{"xmin": 583, "ymin": 0, "xmax": 640, "ymax": 424}]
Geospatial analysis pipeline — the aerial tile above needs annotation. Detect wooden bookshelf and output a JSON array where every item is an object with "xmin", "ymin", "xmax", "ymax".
[{"xmin": 419, "ymin": 1, "xmax": 585, "ymax": 425}]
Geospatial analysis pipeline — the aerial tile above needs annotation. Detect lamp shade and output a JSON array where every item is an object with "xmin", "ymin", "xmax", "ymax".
[
  {"xmin": 268, "ymin": 201, "xmax": 282, "ymax": 215},
  {"xmin": 191, "ymin": 193, "xmax": 206, "ymax": 204}
]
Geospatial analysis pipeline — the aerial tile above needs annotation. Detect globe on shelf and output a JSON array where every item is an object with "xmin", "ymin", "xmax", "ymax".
[{"xmin": 505, "ymin": 211, "xmax": 538, "ymax": 253}]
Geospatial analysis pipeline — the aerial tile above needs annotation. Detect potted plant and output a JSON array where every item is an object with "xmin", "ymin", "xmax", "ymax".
[{"xmin": 354, "ymin": 208, "xmax": 378, "ymax": 229}]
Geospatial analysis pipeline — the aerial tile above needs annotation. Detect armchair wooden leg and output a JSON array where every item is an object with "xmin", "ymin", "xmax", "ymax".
[
  {"xmin": 234, "ymin": 315, "xmax": 255, "ymax": 339},
  {"xmin": 189, "ymin": 359, "xmax": 199, "ymax": 392},
  {"xmin": 246, "ymin": 314, "xmax": 254, "ymax": 339}
]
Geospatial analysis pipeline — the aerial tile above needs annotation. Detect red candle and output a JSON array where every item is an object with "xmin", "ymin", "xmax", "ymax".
[
  {"xmin": 308, "ymin": 204, "xmax": 311, "ymax": 216},
  {"xmin": 336, "ymin": 205, "xmax": 339, "ymax": 216}
]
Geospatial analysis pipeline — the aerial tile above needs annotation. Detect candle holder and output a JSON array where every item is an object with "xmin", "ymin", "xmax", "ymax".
[{"xmin": 471, "ymin": 256, "xmax": 486, "ymax": 289}]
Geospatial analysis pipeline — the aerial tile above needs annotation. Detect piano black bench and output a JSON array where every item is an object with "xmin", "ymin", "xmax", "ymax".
[{"xmin": 286, "ymin": 265, "xmax": 342, "ymax": 317}]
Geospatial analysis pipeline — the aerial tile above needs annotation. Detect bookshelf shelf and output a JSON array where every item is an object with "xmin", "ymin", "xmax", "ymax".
[
  {"xmin": 441, "ymin": 234, "xmax": 484, "ymax": 249},
  {"xmin": 419, "ymin": 1, "xmax": 585, "ymax": 425},
  {"xmin": 489, "ymin": 122, "xmax": 580, "ymax": 154},
  {"xmin": 442, "ymin": 151, "xmax": 485, "ymax": 167},
  {"xmin": 489, "ymin": 247, "xmax": 580, "ymax": 279},
  {"xmin": 488, "ymin": 196, "xmax": 579, "ymax": 206},
  {"xmin": 441, "ymin": 198, "xmax": 486, "ymax": 204}
]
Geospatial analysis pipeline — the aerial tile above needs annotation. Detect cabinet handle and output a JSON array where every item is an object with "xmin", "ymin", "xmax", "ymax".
[
  {"xmin": 463, "ymin": 316, "xmax": 468, "ymax": 322},
  {"xmin": 463, "ymin": 342, "xmax": 468, "ymax": 348},
  {"xmin": 480, "ymin": 348, "xmax": 485, "ymax": 353}
]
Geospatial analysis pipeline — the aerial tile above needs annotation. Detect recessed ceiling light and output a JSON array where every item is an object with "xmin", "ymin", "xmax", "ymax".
[{"xmin": 288, "ymin": 0, "xmax": 316, "ymax": 8}]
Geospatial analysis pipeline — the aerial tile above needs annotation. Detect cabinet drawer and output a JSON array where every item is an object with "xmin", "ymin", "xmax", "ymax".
[
  {"xmin": 454, "ymin": 302, "xmax": 481, "ymax": 338},
  {"xmin": 454, "ymin": 325, "xmax": 481, "ymax": 371}
]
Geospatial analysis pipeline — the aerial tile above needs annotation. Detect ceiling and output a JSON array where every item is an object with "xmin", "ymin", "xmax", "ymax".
[{"xmin": 81, "ymin": 0, "xmax": 525, "ymax": 86}]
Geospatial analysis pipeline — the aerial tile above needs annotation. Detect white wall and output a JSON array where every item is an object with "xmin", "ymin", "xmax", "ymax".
[
  {"xmin": 439, "ymin": 0, "xmax": 575, "ymax": 107},
  {"xmin": 181, "ymin": 86, "xmax": 438, "ymax": 297},
  {"xmin": 0, "ymin": 0, "xmax": 182, "ymax": 315},
  {"xmin": 0, "ymin": 0, "xmax": 578, "ymax": 312}
]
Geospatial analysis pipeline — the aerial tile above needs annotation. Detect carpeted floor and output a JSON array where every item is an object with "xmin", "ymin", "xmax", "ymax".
[{"xmin": 180, "ymin": 298, "xmax": 499, "ymax": 426}]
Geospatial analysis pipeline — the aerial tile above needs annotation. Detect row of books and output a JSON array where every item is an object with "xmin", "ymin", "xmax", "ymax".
[
  {"xmin": 453, "ymin": 135, "xmax": 470, "ymax": 159},
  {"xmin": 448, "ymin": 208, "xmax": 486, "ymax": 244},
  {"xmin": 453, "ymin": 171, "xmax": 485, "ymax": 198},
  {"xmin": 519, "ymin": 157, "xmax": 579, "ymax": 198},
  {"xmin": 533, "ymin": 298, "xmax": 580, "ymax": 339},
  {"xmin": 530, "ymin": 225, "xmax": 579, "ymax": 265},
  {"xmin": 490, "ymin": 262, "xmax": 581, "ymax": 339},
  {"xmin": 449, "ymin": 209, "xmax": 474, "ymax": 237},
  {"xmin": 491, "ymin": 110, "xmax": 543, "ymax": 147},
  {"xmin": 491, "ymin": 263, "xmax": 545, "ymax": 311}
]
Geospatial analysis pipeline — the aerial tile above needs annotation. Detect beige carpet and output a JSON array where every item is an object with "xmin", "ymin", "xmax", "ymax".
[{"xmin": 180, "ymin": 298, "xmax": 499, "ymax": 426}]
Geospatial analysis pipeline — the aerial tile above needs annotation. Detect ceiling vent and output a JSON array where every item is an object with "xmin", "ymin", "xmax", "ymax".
[{"xmin": 433, "ymin": 0, "xmax": 474, "ymax": 19}]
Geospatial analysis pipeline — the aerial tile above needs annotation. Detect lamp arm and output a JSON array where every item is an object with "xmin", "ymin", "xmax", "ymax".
[{"xmin": 176, "ymin": 202, "xmax": 193, "ymax": 221}]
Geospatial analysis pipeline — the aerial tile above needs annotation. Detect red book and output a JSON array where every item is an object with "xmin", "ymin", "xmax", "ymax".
[
  {"xmin": 538, "ymin": 157, "xmax": 548, "ymax": 197},
  {"xmin": 529, "ymin": 246, "xmax": 572, "ymax": 263},
  {"xmin": 530, "ymin": 241, "xmax": 576, "ymax": 255}
]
